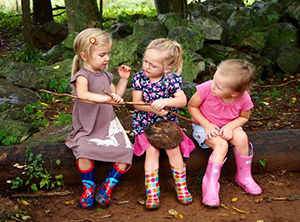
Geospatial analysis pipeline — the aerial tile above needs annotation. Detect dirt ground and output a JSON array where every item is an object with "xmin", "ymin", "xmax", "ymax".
[{"xmin": 1, "ymin": 171, "xmax": 300, "ymax": 222}]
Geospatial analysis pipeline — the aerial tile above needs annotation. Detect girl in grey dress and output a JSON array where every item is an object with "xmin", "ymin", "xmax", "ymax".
[{"xmin": 65, "ymin": 28, "xmax": 134, "ymax": 209}]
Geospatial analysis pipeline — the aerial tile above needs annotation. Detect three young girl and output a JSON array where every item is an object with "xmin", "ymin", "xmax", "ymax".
[{"xmin": 66, "ymin": 27, "xmax": 261, "ymax": 210}]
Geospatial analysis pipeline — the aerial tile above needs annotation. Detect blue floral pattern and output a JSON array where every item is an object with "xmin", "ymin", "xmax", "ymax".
[{"xmin": 131, "ymin": 70, "xmax": 183, "ymax": 135}]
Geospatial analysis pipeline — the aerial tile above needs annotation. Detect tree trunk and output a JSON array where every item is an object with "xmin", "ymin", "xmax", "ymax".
[
  {"xmin": 33, "ymin": 0, "xmax": 54, "ymax": 26},
  {"xmin": 65, "ymin": 0, "xmax": 100, "ymax": 33},
  {"xmin": 99, "ymin": 0, "xmax": 103, "ymax": 29},
  {"xmin": 154, "ymin": 0, "xmax": 187, "ymax": 18},
  {"xmin": 154, "ymin": 0, "xmax": 170, "ymax": 15},
  {"xmin": 169, "ymin": 0, "xmax": 187, "ymax": 18},
  {"xmin": 21, "ymin": 0, "xmax": 34, "ymax": 47}
]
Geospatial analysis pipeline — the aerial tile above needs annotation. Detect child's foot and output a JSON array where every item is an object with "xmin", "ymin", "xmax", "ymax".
[
  {"xmin": 145, "ymin": 196, "xmax": 160, "ymax": 210},
  {"xmin": 79, "ymin": 180, "xmax": 95, "ymax": 209}
]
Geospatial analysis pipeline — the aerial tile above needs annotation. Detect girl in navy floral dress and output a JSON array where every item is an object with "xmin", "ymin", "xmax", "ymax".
[{"xmin": 131, "ymin": 38, "xmax": 195, "ymax": 209}]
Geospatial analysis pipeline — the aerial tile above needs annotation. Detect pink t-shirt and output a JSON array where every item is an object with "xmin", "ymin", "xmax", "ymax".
[{"xmin": 196, "ymin": 80, "xmax": 253, "ymax": 127}]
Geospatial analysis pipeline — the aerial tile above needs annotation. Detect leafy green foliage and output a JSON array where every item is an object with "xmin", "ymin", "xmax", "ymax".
[
  {"xmin": 8, "ymin": 44, "xmax": 46, "ymax": 67},
  {"xmin": 259, "ymin": 158, "xmax": 267, "ymax": 168},
  {"xmin": 0, "ymin": 130, "xmax": 18, "ymax": 146},
  {"xmin": 0, "ymin": 11, "xmax": 22, "ymax": 31},
  {"xmin": 23, "ymin": 102, "xmax": 50, "ymax": 131},
  {"xmin": 10, "ymin": 148, "xmax": 65, "ymax": 192},
  {"xmin": 53, "ymin": 112, "xmax": 72, "ymax": 125}
]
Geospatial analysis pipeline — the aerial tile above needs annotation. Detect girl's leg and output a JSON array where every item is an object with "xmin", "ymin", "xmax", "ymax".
[
  {"xmin": 145, "ymin": 146, "xmax": 160, "ymax": 209},
  {"xmin": 77, "ymin": 158, "xmax": 95, "ymax": 209},
  {"xmin": 230, "ymin": 128, "xmax": 262, "ymax": 195},
  {"xmin": 95, "ymin": 162, "xmax": 131, "ymax": 208},
  {"xmin": 202, "ymin": 137, "xmax": 228, "ymax": 207},
  {"xmin": 166, "ymin": 146, "xmax": 192, "ymax": 205}
]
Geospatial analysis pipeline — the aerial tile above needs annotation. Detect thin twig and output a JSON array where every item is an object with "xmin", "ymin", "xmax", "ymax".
[
  {"xmin": 249, "ymin": 116, "xmax": 272, "ymax": 121},
  {"xmin": 40, "ymin": 89, "xmax": 195, "ymax": 123},
  {"xmin": 102, "ymin": 90, "xmax": 194, "ymax": 123},
  {"xmin": 39, "ymin": 89, "xmax": 147, "ymax": 106},
  {"xmin": 61, "ymin": 219, "xmax": 94, "ymax": 222},
  {"xmin": 12, "ymin": 190, "xmax": 74, "ymax": 198},
  {"xmin": 254, "ymin": 78, "xmax": 300, "ymax": 88}
]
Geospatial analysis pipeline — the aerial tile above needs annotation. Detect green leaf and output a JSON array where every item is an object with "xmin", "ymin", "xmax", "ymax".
[
  {"xmin": 31, "ymin": 183, "xmax": 38, "ymax": 192},
  {"xmin": 56, "ymin": 159, "xmax": 61, "ymax": 166}
]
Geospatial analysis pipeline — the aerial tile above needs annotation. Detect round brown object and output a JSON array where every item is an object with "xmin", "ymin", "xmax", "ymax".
[{"xmin": 144, "ymin": 120, "xmax": 183, "ymax": 149}]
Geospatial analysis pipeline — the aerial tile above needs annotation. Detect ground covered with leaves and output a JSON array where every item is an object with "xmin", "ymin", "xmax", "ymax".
[{"xmin": 1, "ymin": 172, "xmax": 300, "ymax": 222}]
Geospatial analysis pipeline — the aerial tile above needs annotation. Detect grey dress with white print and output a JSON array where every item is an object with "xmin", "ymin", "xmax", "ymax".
[{"xmin": 65, "ymin": 68, "xmax": 133, "ymax": 164}]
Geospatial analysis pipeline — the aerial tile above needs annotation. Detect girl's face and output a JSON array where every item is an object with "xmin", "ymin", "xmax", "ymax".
[
  {"xmin": 81, "ymin": 42, "xmax": 112, "ymax": 72},
  {"xmin": 143, "ymin": 49, "xmax": 169, "ymax": 81},
  {"xmin": 211, "ymin": 69, "xmax": 237, "ymax": 99}
]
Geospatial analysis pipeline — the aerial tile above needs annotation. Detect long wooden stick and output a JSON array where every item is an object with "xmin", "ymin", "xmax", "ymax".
[
  {"xmin": 102, "ymin": 90, "xmax": 194, "ymax": 123},
  {"xmin": 12, "ymin": 190, "xmax": 74, "ymax": 198},
  {"xmin": 39, "ymin": 89, "xmax": 194, "ymax": 123}
]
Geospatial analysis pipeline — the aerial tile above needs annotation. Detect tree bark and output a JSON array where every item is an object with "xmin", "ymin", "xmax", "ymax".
[
  {"xmin": 154, "ymin": 0, "xmax": 187, "ymax": 18},
  {"xmin": 99, "ymin": 0, "xmax": 103, "ymax": 29},
  {"xmin": 1, "ymin": 129, "xmax": 300, "ymax": 190},
  {"xmin": 21, "ymin": 0, "xmax": 34, "ymax": 47},
  {"xmin": 65, "ymin": 0, "xmax": 100, "ymax": 33},
  {"xmin": 154, "ymin": 0, "xmax": 170, "ymax": 15},
  {"xmin": 169, "ymin": 0, "xmax": 187, "ymax": 18},
  {"xmin": 33, "ymin": 0, "xmax": 54, "ymax": 26}
]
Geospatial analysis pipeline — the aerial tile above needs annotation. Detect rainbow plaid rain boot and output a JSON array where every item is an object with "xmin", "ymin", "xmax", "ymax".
[
  {"xmin": 171, "ymin": 166, "xmax": 193, "ymax": 205},
  {"xmin": 145, "ymin": 169, "xmax": 160, "ymax": 209},
  {"xmin": 95, "ymin": 163, "xmax": 130, "ymax": 208},
  {"xmin": 78, "ymin": 161, "xmax": 95, "ymax": 209}
]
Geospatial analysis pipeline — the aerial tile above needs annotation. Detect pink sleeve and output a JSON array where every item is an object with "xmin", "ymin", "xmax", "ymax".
[
  {"xmin": 196, "ymin": 81, "xmax": 211, "ymax": 101},
  {"xmin": 241, "ymin": 92, "xmax": 254, "ymax": 111}
]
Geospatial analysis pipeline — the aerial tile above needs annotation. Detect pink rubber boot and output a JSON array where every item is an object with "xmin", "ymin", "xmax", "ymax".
[
  {"xmin": 234, "ymin": 143, "xmax": 262, "ymax": 195},
  {"xmin": 202, "ymin": 154, "xmax": 226, "ymax": 207}
]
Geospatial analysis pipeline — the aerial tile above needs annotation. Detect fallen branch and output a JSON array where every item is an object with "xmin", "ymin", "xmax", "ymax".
[
  {"xmin": 40, "ymin": 89, "xmax": 194, "ymax": 123},
  {"xmin": 61, "ymin": 219, "xmax": 94, "ymax": 222},
  {"xmin": 12, "ymin": 190, "xmax": 74, "ymax": 198},
  {"xmin": 254, "ymin": 78, "xmax": 300, "ymax": 88}
]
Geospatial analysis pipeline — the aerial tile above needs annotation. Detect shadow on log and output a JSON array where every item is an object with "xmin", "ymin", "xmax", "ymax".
[{"xmin": 0, "ymin": 129, "xmax": 299, "ymax": 191}]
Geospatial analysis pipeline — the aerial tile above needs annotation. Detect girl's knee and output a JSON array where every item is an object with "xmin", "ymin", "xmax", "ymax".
[
  {"xmin": 212, "ymin": 140, "xmax": 229, "ymax": 156},
  {"xmin": 231, "ymin": 129, "xmax": 248, "ymax": 147},
  {"xmin": 146, "ymin": 146, "xmax": 160, "ymax": 158}
]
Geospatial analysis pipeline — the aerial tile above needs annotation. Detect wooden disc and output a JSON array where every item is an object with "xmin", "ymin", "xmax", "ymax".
[{"xmin": 144, "ymin": 120, "xmax": 183, "ymax": 149}]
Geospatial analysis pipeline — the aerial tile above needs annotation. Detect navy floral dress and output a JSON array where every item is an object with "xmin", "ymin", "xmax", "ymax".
[{"xmin": 131, "ymin": 70, "xmax": 182, "ymax": 135}]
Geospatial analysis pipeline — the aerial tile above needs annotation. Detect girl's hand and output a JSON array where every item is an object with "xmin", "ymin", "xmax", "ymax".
[
  {"xmin": 110, "ymin": 93, "xmax": 124, "ymax": 103},
  {"xmin": 153, "ymin": 109, "xmax": 168, "ymax": 117},
  {"xmin": 204, "ymin": 123, "xmax": 220, "ymax": 140},
  {"xmin": 220, "ymin": 125, "xmax": 234, "ymax": 141},
  {"xmin": 151, "ymin": 99, "xmax": 167, "ymax": 111},
  {"xmin": 118, "ymin": 65, "xmax": 131, "ymax": 80}
]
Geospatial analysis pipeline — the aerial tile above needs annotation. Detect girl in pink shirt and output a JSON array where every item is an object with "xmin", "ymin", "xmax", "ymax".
[{"xmin": 188, "ymin": 59, "xmax": 262, "ymax": 207}]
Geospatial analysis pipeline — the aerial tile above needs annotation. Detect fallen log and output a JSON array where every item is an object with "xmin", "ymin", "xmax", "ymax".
[{"xmin": 0, "ymin": 129, "xmax": 299, "ymax": 191}]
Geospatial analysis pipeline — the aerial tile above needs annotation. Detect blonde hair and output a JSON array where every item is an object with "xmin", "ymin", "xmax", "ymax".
[
  {"xmin": 71, "ymin": 28, "xmax": 112, "ymax": 77},
  {"xmin": 217, "ymin": 59, "xmax": 255, "ymax": 93},
  {"xmin": 145, "ymin": 38, "xmax": 183, "ymax": 73}
]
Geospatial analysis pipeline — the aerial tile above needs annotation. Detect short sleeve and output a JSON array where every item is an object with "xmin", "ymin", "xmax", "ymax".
[
  {"xmin": 104, "ymin": 71, "xmax": 113, "ymax": 84},
  {"xmin": 169, "ymin": 73, "xmax": 183, "ymax": 95},
  {"xmin": 132, "ymin": 71, "xmax": 143, "ymax": 91},
  {"xmin": 70, "ymin": 72, "xmax": 89, "ymax": 88},
  {"xmin": 196, "ymin": 80, "xmax": 211, "ymax": 101},
  {"xmin": 241, "ymin": 92, "xmax": 254, "ymax": 111}
]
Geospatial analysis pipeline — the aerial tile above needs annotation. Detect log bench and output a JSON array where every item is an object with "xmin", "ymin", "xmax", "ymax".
[{"xmin": 0, "ymin": 129, "xmax": 299, "ymax": 191}]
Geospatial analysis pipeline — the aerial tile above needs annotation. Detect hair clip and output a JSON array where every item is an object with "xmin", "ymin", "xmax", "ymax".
[{"xmin": 89, "ymin": 37, "xmax": 97, "ymax": 45}]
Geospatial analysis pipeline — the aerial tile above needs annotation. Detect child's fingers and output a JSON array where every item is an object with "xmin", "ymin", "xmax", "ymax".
[{"xmin": 120, "ymin": 65, "xmax": 131, "ymax": 71}]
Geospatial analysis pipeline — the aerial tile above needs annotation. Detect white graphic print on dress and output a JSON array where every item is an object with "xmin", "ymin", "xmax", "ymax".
[{"xmin": 87, "ymin": 117, "xmax": 133, "ymax": 149}]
